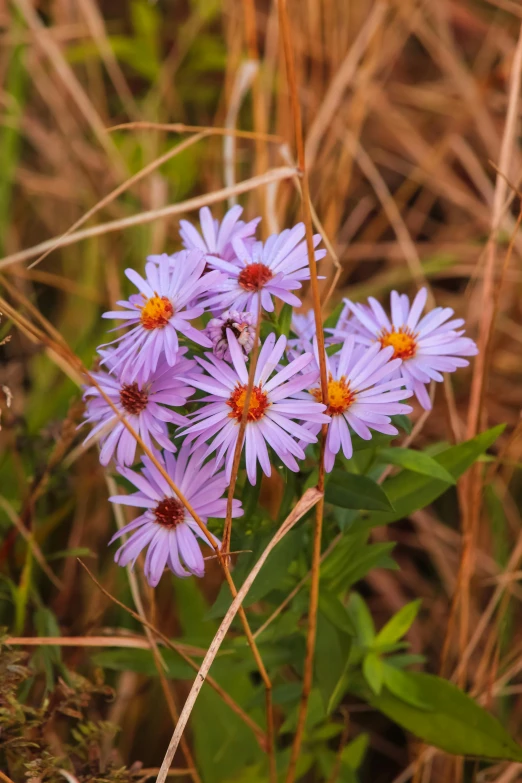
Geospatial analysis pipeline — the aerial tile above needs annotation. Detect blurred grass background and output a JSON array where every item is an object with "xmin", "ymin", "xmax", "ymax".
[{"xmin": 1, "ymin": 0, "xmax": 522, "ymax": 781}]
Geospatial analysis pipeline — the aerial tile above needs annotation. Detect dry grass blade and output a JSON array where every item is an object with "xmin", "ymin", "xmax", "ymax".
[
  {"xmin": 0, "ymin": 495, "xmax": 63, "ymax": 590},
  {"xmin": 0, "ymin": 167, "xmax": 297, "ymax": 269},
  {"xmin": 28, "ymin": 131, "xmax": 210, "ymax": 270},
  {"xmin": 154, "ymin": 488, "xmax": 322, "ymax": 783},
  {"xmin": 77, "ymin": 556, "xmax": 268, "ymax": 750}
]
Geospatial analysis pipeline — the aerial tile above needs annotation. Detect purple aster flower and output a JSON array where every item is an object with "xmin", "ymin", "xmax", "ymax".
[
  {"xmin": 300, "ymin": 337, "xmax": 413, "ymax": 472},
  {"xmin": 183, "ymin": 331, "xmax": 330, "ymax": 484},
  {"xmin": 288, "ymin": 311, "xmax": 316, "ymax": 358},
  {"xmin": 83, "ymin": 350, "xmax": 197, "ymax": 466},
  {"xmin": 108, "ymin": 447, "xmax": 243, "ymax": 585},
  {"xmin": 179, "ymin": 205, "xmax": 260, "ymax": 263},
  {"xmin": 100, "ymin": 250, "xmax": 222, "ymax": 383},
  {"xmin": 287, "ymin": 310, "xmax": 338, "ymax": 361},
  {"xmin": 341, "ymin": 288, "xmax": 478, "ymax": 410},
  {"xmin": 203, "ymin": 223, "xmax": 326, "ymax": 314},
  {"xmin": 206, "ymin": 310, "xmax": 256, "ymax": 361}
]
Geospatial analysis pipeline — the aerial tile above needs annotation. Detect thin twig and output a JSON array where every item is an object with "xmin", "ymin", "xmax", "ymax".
[
  {"xmin": 277, "ymin": 3, "xmax": 329, "ymax": 780},
  {"xmin": 222, "ymin": 301, "xmax": 262, "ymax": 556}
]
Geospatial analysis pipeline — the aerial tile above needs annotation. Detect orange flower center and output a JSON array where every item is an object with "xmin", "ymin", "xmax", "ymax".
[
  {"xmin": 119, "ymin": 382, "xmax": 148, "ymax": 414},
  {"xmin": 379, "ymin": 327, "xmax": 417, "ymax": 360},
  {"xmin": 238, "ymin": 263, "xmax": 273, "ymax": 292},
  {"xmin": 140, "ymin": 294, "xmax": 174, "ymax": 330},
  {"xmin": 227, "ymin": 384, "xmax": 270, "ymax": 422},
  {"xmin": 154, "ymin": 497, "xmax": 185, "ymax": 528},
  {"xmin": 312, "ymin": 376, "xmax": 355, "ymax": 416}
]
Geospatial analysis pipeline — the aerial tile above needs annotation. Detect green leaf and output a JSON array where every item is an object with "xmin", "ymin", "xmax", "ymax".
[
  {"xmin": 207, "ymin": 528, "xmax": 303, "ymax": 618},
  {"xmin": 375, "ymin": 600, "xmax": 421, "ymax": 647},
  {"xmin": 315, "ymin": 613, "xmax": 348, "ymax": 710},
  {"xmin": 363, "ymin": 652, "xmax": 383, "ymax": 694},
  {"xmin": 318, "ymin": 591, "xmax": 356, "ymax": 636},
  {"xmin": 277, "ymin": 303, "xmax": 293, "ymax": 337},
  {"xmin": 392, "ymin": 414, "xmax": 413, "ymax": 434},
  {"xmin": 366, "ymin": 425, "xmax": 505, "ymax": 528},
  {"xmin": 377, "ymin": 448, "xmax": 455, "ymax": 484},
  {"xmin": 326, "ymin": 470, "xmax": 394, "ymax": 512},
  {"xmin": 341, "ymin": 733, "xmax": 369, "ymax": 769},
  {"xmin": 347, "ymin": 593, "xmax": 375, "ymax": 646},
  {"xmin": 356, "ymin": 670, "xmax": 522, "ymax": 761},
  {"xmin": 46, "ymin": 547, "xmax": 93, "ymax": 561},
  {"xmin": 92, "ymin": 648, "xmax": 195, "ymax": 679},
  {"xmin": 382, "ymin": 665, "xmax": 431, "ymax": 710},
  {"xmin": 322, "ymin": 531, "xmax": 397, "ymax": 593}
]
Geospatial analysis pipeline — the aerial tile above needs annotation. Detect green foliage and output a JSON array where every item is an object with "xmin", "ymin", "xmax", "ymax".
[
  {"xmin": 325, "ymin": 470, "xmax": 394, "ymax": 511},
  {"xmin": 354, "ymin": 671, "xmax": 522, "ymax": 762}
]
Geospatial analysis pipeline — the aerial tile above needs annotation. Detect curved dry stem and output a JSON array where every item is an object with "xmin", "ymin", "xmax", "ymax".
[
  {"xmin": 28, "ymin": 132, "xmax": 209, "ymax": 271},
  {"xmin": 155, "ymin": 488, "xmax": 322, "ymax": 783},
  {"xmin": 108, "ymin": 121, "xmax": 282, "ymax": 143},
  {"xmin": 0, "ymin": 167, "xmax": 296, "ymax": 270}
]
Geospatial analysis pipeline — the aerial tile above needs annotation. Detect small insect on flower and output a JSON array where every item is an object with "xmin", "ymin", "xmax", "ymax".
[
  {"xmin": 100, "ymin": 250, "xmax": 222, "ymax": 383},
  {"xmin": 179, "ymin": 205, "xmax": 260, "ymax": 263},
  {"xmin": 183, "ymin": 331, "xmax": 330, "ymax": 484},
  {"xmin": 300, "ymin": 337, "xmax": 413, "ymax": 472},
  {"xmin": 206, "ymin": 310, "xmax": 256, "ymax": 361},
  {"xmin": 83, "ymin": 350, "xmax": 197, "ymax": 466},
  {"xmin": 339, "ymin": 288, "xmax": 478, "ymax": 410},
  {"xmin": 203, "ymin": 223, "xmax": 326, "ymax": 314},
  {"xmin": 109, "ymin": 446, "xmax": 243, "ymax": 585}
]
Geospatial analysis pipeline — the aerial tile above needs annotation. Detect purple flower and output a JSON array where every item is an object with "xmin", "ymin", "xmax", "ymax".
[
  {"xmin": 109, "ymin": 446, "xmax": 243, "ymax": 586},
  {"xmin": 206, "ymin": 310, "xmax": 256, "ymax": 361},
  {"xmin": 179, "ymin": 205, "xmax": 260, "ymax": 263},
  {"xmin": 341, "ymin": 288, "xmax": 478, "ymax": 410},
  {"xmin": 300, "ymin": 337, "xmax": 413, "ymax": 472},
  {"xmin": 203, "ymin": 223, "xmax": 326, "ymax": 314},
  {"xmin": 100, "ymin": 250, "xmax": 222, "ymax": 383},
  {"xmin": 83, "ymin": 350, "xmax": 197, "ymax": 466},
  {"xmin": 183, "ymin": 332, "xmax": 330, "ymax": 484}
]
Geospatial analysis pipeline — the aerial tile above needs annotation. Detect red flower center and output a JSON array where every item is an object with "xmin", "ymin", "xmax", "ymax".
[
  {"xmin": 227, "ymin": 384, "xmax": 269, "ymax": 422},
  {"xmin": 119, "ymin": 383, "xmax": 148, "ymax": 414},
  {"xmin": 379, "ymin": 327, "xmax": 417, "ymax": 360},
  {"xmin": 140, "ymin": 294, "xmax": 174, "ymax": 330},
  {"xmin": 154, "ymin": 497, "xmax": 185, "ymax": 528},
  {"xmin": 238, "ymin": 263, "xmax": 273, "ymax": 292}
]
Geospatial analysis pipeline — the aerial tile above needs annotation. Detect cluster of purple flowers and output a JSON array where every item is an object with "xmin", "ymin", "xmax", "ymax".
[{"xmin": 84, "ymin": 206, "xmax": 477, "ymax": 587}]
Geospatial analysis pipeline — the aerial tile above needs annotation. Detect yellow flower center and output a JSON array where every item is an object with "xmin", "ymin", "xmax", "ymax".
[
  {"xmin": 379, "ymin": 327, "xmax": 417, "ymax": 360},
  {"xmin": 139, "ymin": 294, "xmax": 174, "ymax": 330},
  {"xmin": 227, "ymin": 384, "xmax": 269, "ymax": 422},
  {"xmin": 312, "ymin": 376, "xmax": 355, "ymax": 416}
]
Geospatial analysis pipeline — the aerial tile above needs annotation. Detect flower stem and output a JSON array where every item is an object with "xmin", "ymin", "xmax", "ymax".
[{"xmin": 276, "ymin": 2, "xmax": 329, "ymax": 780}]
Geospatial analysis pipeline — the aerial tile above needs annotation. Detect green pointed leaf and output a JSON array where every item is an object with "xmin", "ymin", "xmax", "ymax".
[
  {"xmin": 318, "ymin": 591, "xmax": 356, "ymax": 636},
  {"xmin": 347, "ymin": 593, "xmax": 375, "ymax": 646},
  {"xmin": 378, "ymin": 448, "xmax": 455, "ymax": 484},
  {"xmin": 366, "ymin": 425, "xmax": 505, "ymax": 528},
  {"xmin": 340, "ymin": 733, "xmax": 369, "ymax": 769},
  {"xmin": 315, "ymin": 612, "xmax": 350, "ymax": 710},
  {"xmin": 277, "ymin": 302, "xmax": 293, "ymax": 337},
  {"xmin": 357, "ymin": 670, "xmax": 522, "ymax": 761},
  {"xmin": 326, "ymin": 470, "xmax": 394, "ymax": 512},
  {"xmin": 363, "ymin": 652, "xmax": 383, "ymax": 694},
  {"xmin": 375, "ymin": 600, "xmax": 421, "ymax": 647},
  {"xmin": 382, "ymin": 664, "xmax": 431, "ymax": 710}
]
